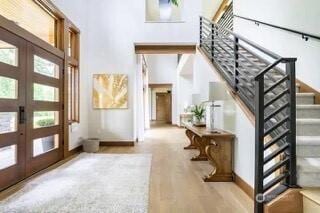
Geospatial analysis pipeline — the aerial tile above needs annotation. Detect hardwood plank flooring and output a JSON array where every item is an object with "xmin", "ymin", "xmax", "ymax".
[
  {"xmin": 0, "ymin": 123, "xmax": 253, "ymax": 212},
  {"xmin": 100, "ymin": 124, "xmax": 253, "ymax": 213}
]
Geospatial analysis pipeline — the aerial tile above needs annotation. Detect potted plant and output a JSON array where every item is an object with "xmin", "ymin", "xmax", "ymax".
[{"xmin": 191, "ymin": 105, "xmax": 206, "ymax": 126}]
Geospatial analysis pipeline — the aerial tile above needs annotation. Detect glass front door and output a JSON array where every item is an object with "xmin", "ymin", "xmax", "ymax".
[{"xmin": 0, "ymin": 27, "xmax": 64, "ymax": 190}]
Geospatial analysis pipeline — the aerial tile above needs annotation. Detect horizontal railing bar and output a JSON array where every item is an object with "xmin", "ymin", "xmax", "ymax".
[
  {"xmin": 264, "ymin": 143, "xmax": 290, "ymax": 164},
  {"xmin": 264, "ymin": 103, "xmax": 289, "ymax": 122},
  {"xmin": 238, "ymin": 90, "xmax": 255, "ymax": 112},
  {"xmin": 214, "ymin": 43, "xmax": 234, "ymax": 57},
  {"xmin": 264, "ymin": 129, "xmax": 290, "ymax": 150},
  {"xmin": 263, "ymin": 157, "xmax": 290, "ymax": 178},
  {"xmin": 234, "ymin": 15, "xmax": 320, "ymax": 41},
  {"xmin": 201, "ymin": 16, "xmax": 283, "ymax": 59},
  {"xmin": 264, "ymin": 116, "xmax": 290, "ymax": 136},
  {"xmin": 264, "ymin": 75, "xmax": 289, "ymax": 94},
  {"xmin": 237, "ymin": 66, "xmax": 259, "ymax": 77},
  {"xmin": 263, "ymin": 173, "xmax": 289, "ymax": 192},
  {"xmin": 264, "ymin": 89, "xmax": 289, "ymax": 108},
  {"xmin": 254, "ymin": 58, "xmax": 283, "ymax": 80}
]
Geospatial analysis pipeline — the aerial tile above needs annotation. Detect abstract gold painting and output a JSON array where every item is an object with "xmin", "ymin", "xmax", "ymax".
[{"xmin": 93, "ymin": 74, "xmax": 128, "ymax": 109}]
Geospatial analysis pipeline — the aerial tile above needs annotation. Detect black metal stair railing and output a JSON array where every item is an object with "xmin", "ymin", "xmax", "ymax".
[{"xmin": 199, "ymin": 16, "xmax": 297, "ymax": 213}]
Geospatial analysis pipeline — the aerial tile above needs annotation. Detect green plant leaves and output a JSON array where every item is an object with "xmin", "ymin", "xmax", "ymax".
[
  {"xmin": 191, "ymin": 104, "xmax": 205, "ymax": 120},
  {"xmin": 170, "ymin": 0, "xmax": 179, "ymax": 6}
]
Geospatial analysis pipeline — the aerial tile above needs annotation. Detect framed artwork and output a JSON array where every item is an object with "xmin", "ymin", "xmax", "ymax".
[
  {"xmin": 93, "ymin": 74, "xmax": 128, "ymax": 109},
  {"xmin": 146, "ymin": 0, "xmax": 183, "ymax": 22}
]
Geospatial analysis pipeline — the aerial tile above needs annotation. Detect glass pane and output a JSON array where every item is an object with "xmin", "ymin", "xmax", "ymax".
[
  {"xmin": 34, "ymin": 55, "xmax": 59, "ymax": 79},
  {"xmin": 0, "ymin": 40, "xmax": 18, "ymax": 66},
  {"xmin": 0, "ymin": 76, "xmax": 18, "ymax": 99},
  {"xmin": 33, "ymin": 134, "xmax": 59, "ymax": 157},
  {"xmin": 33, "ymin": 111, "xmax": 59, "ymax": 129},
  {"xmin": 0, "ymin": 112, "xmax": 17, "ymax": 134},
  {"xmin": 33, "ymin": 83, "xmax": 59, "ymax": 102},
  {"xmin": 0, "ymin": 0, "xmax": 56, "ymax": 46},
  {"xmin": 0, "ymin": 145, "xmax": 17, "ymax": 170}
]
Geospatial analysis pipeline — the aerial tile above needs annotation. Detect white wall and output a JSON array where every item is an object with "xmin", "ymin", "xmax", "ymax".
[
  {"xmin": 193, "ymin": 49, "xmax": 255, "ymax": 187},
  {"xmin": 176, "ymin": 54, "xmax": 194, "ymax": 125},
  {"xmin": 193, "ymin": 51, "xmax": 217, "ymax": 101},
  {"xmin": 202, "ymin": 0, "xmax": 223, "ymax": 20},
  {"xmin": 146, "ymin": 54, "xmax": 178, "ymax": 123},
  {"xmin": 53, "ymin": 0, "xmax": 201, "ymax": 142},
  {"xmin": 234, "ymin": 0, "xmax": 320, "ymax": 90},
  {"xmin": 51, "ymin": 0, "xmax": 89, "ymax": 150},
  {"xmin": 147, "ymin": 54, "xmax": 178, "ymax": 84}
]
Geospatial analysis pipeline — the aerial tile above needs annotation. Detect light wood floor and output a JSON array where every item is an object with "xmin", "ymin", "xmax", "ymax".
[
  {"xmin": 0, "ymin": 123, "xmax": 253, "ymax": 212},
  {"xmin": 101, "ymin": 124, "xmax": 254, "ymax": 213}
]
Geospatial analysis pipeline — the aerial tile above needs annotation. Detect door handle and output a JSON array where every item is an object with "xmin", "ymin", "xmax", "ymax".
[{"xmin": 19, "ymin": 106, "xmax": 26, "ymax": 124}]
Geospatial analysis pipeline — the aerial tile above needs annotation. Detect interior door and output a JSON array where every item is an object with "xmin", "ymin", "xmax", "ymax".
[
  {"xmin": 0, "ymin": 27, "xmax": 27, "ymax": 191},
  {"xmin": 156, "ymin": 93, "xmax": 172, "ymax": 123},
  {"xmin": 25, "ymin": 43, "xmax": 64, "ymax": 176}
]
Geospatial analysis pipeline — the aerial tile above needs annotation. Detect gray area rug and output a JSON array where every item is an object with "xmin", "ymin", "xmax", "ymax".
[{"xmin": 0, "ymin": 153, "xmax": 152, "ymax": 213}]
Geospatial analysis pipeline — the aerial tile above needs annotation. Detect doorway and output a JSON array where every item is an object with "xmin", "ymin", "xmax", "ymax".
[
  {"xmin": 156, "ymin": 92, "xmax": 172, "ymax": 123},
  {"xmin": 0, "ymin": 27, "xmax": 64, "ymax": 191}
]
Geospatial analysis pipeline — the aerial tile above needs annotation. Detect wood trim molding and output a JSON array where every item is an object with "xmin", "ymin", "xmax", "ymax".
[
  {"xmin": 66, "ymin": 145, "xmax": 83, "ymax": 158},
  {"xmin": 296, "ymin": 79, "xmax": 320, "ymax": 104},
  {"xmin": 264, "ymin": 188, "xmax": 302, "ymax": 213},
  {"xmin": 233, "ymin": 172, "xmax": 254, "ymax": 200},
  {"xmin": 197, "ymin": 46, "xmax": 255, "ymax": 125},
  {"xmin": 213, "ymin": 0, "xmax": 232, "ymax": 22},
  {"xmin": 135, "ymin": 43, "xmax": 197, "ymax": 54},
  {"xmin": 149, "ymin": 83, "xmax": 173, "ymax": 89},
  {"xmin": 0, "ymin": 15, "xmax": 64, "ymax": 58},
  {"xmin": 36, "ymin": 0, "xmax": 80, "ymax": 32},
  {"xmin": 100, "ymin": 141, "xmax": 135, "ymax": 147}
]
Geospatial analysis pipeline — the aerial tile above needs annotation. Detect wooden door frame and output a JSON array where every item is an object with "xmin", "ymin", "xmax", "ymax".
[
  {"xmin": 25, "ymin": 43, "xmax": 64, "ymax": 176},
  {"xmin": 0, "ymin": 27, "xmax": 27, "ymax": 191},
  {"xmin": 0, "ymin": 0, "xmax": 80, "ymax": 159}
]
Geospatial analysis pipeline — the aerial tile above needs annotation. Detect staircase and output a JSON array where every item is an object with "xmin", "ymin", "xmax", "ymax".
[
  {"xmin": 296, "ymin": 84, "xmax": 320, "ymax": 187},
  {"xmin": 198, "ymin": 16, "xmax": 320, "ymax": 213}
]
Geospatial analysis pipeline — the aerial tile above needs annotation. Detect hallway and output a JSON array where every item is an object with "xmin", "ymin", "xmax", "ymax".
[{"xmin": 101, "ymin": 124, "xmax": 253, "ymax": 213}]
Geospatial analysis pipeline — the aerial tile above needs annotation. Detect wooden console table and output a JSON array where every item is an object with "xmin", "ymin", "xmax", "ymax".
[{"xmin": 184, "ymin": 123, "xmax": 235, "ymax": 182}]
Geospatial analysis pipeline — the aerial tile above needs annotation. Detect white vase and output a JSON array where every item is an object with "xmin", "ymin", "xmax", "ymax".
[{"xmin": 159, "ymin": 0, "xmax": 172, "ymax": 21}]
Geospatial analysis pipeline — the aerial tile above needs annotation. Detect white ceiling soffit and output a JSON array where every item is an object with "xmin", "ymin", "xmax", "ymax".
[{"xmin": 177, "ymin": 54, "xmax": 194, "ymax": 76}]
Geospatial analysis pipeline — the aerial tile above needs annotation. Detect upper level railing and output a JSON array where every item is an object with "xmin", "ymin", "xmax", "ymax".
[
  {"xmin": 217, "ymin": 2, "xmax": 233, "ymax": 33},
  {"xmin": 234, "ymin": 15, "xmax": 320, "ymax": 42},
  {"xmin": 199, "ymin": 16, "xmax": 297, "ymax": 213}
]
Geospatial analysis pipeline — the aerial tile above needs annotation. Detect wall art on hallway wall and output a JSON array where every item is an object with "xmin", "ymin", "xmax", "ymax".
[{"xmin": 93, "ymin": 74, "xmax": 128, "ymax": 109}]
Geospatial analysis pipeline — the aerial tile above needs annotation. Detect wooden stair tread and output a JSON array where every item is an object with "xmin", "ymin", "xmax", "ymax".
[{"xmin": 301, "ymin": 189, "xmax": 320, "ymax": 205}]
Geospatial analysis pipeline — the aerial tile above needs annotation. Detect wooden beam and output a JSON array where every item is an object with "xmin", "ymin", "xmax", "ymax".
[
  {"xmin": 135, "ymin": 43, "xmax": 196, "ymax": 54},
  {"xmin": 149, "ymin": 83, "xmax": 173, "ymax": 89}
]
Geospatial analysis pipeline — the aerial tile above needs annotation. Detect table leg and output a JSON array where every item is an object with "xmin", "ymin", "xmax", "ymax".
[
  {"xmin": 191, "ymin": 136, "xmax": 208, "ymax": 161},
  {"xmin": 184, "ymin": 129, "xmax": 197, "ymax": 149},
  {"xmin": 203, "ymin": 140, "xmax": 233, "ymax": 182}
]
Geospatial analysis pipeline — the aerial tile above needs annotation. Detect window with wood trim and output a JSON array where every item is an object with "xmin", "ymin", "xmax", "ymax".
[
  {"xmin": 67, "ymin": 28, "xmax": 80, "ymax": 123},
  {"xmin": 0, "ymin": 0, "xmax": 57, "ymax": 46},
  {"xmin": 68, "ymin": 65, "xmax": 79, "ymax": 123}
]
